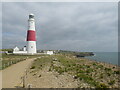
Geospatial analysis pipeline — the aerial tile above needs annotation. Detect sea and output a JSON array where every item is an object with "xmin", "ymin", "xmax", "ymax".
[{"xmin": 85, "ymin": 52, "xmax": 118, "ymax": 65}]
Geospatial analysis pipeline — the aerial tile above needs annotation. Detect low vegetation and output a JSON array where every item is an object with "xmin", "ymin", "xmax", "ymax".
[
  {"xmin": 0, "ymin": 53, "xmax": 42, "ymax": 70},
  {"xmin": 30, "ymin": 54, "xmax": 120, "ymax": 88},
  {"xmin": 57, "ymin": 50, "xmax": 94, "ymax": 57}
]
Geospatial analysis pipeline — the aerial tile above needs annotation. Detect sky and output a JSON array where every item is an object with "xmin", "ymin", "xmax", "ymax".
[{"xmin": 2, "ymin": 2, "xmax": 118, "ymax": 52}]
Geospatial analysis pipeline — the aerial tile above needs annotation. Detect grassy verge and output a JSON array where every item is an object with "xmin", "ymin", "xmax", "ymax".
[
  {"xmin": 30, "ymin": 54, "xmax": 120, "ymax": 88},
  {"xmin": 30, "ymin": 56, "xmax": 53, "ymax": 71},
  {"xmin": 1, "ymin": 53, "xmax": 42, "ymax": 70}
]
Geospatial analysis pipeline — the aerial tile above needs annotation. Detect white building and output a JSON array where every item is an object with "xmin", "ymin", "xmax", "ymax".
[
  {"xmin": 13, "ymin": 46, "xmax": 27, "ymax": 54},
  {"xmin": 46, "ymin": 51, "xmax": 54, "ymax": 55}
]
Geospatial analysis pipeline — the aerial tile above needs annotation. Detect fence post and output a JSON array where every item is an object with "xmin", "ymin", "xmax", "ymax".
[
  {"xmin": 4, "ymin": 64, "xmax": 6, "ymax": 68},
  {"xmin": 22, "ymin": 76, "xmax": 25, "ymax": 88},
  {"xmin": 11, "ymin": 61, "xmax": 12, "ymax": 65},
  {"xmin": 27, "ymin": 84, "xmax": 32, "ymax": 90},
  {"xmin": 8, "ymin": 62, "xmax": 9, "ymax": 66},
  {"xmin": 5, "ymin": 64, "xmax": 7, "ymax": 68}
]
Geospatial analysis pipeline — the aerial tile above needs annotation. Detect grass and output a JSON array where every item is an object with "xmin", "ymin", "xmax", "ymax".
[
  {"xmin": 30, "ymin": 54, "xmax": 119, "ymax": 88},
  {"xmin": 1, "ymin": 53, "xmax": 42, "ymax": 70},
  {"xmin": 30, "ymin": 56, "xmax": 53, "ymax": 71}
]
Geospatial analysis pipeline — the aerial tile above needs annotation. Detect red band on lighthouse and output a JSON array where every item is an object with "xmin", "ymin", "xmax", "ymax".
[{"xmin": 27, "ymin": 30, "xmax": 36, "ymax": 41}]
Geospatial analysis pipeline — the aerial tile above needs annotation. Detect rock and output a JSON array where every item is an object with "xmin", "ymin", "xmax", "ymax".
[
  {"xmin": 38, "ymin": 75, "xmax": 41, "ymax": 77},
  {"xmin": 73, "ymin": 75, "xmax": 78, "ymax": 79}
]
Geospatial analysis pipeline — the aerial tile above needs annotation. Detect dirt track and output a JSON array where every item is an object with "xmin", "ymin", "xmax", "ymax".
[
  {"xmin": 0, "ymin": 71, "xmax": 2, "ymax": 89},
  {"xmin": 26, "ymin": 64, "xmax": 79, "ymax": 88},
  {"xmin": 2, "ymin": 58, "xmax": 35, "ymax": 88}
]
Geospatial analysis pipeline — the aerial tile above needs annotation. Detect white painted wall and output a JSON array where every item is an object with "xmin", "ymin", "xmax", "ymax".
[
  {"xmin": 13, "ymin": 47, "xmax": 19, "ymax": 51},
  {"xmin": 46, "ymin": 51, "xmax": 54, "ymax": 55},
  {"xmin": 13, "ymin": 46, "xmax": 27, "ymax": 54},
  {"xmin": 13, "ymin": 51, "xmax": 27, "ymax": 54},
  {"xmin": 27, "ymin": 41, "xmax": 36, "ymax": 54},
  {"xmin": 27, "ymin": 14, "xmax": 37, "ymax": 54},
  {"xmin": 28, "ymin": 19, "xmax": 35, "ymax": 30},
  {"xmin": 23, "ymin": 47, "xmax": 26, "ymax": 51}
]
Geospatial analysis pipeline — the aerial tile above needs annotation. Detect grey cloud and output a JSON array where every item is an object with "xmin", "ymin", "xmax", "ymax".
[{"xmin": 2, "ymin": 2, "xmax": 118, "ymax": 52}]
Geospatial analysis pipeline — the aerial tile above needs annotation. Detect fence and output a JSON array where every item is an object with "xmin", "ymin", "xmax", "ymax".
[
  {"xmin": 0, "ymin": 59, "xmax": 26, "ymax": 70},
  {"xmin": 16, "ymin": 66, "xmax": 32, "ymax": 88}
]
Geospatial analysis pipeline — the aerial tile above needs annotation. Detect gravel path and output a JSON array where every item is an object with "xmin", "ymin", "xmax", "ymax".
[{"xmin": 2, "ymin": 58, "xmax": 36, "ymax": 88}]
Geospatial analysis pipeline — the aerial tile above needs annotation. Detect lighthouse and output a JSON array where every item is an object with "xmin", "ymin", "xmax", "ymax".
[{"xmin": 27, "ymin": 13, "xmax": 37, "ymax": 54}]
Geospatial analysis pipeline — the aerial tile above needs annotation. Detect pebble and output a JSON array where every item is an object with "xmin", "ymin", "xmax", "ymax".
[{"xmin": 38, "ymin": 75, "xmax": 41, "ymax": 77}]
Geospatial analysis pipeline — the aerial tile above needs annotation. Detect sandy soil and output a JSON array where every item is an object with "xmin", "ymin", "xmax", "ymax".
[
  {"xmin": 25, "ymin": 58, "xmax": 89, "ymax": 88},
  {"xmin": 26, "ymin": 65, "xmax": 80, "ymax": 88},
  {"xmin": 0, "ymin": 71, "xmax": 2, "ymax": 89},
  {"xmin": 25, "ymin": 56, "xmax": 120, "ymax": 88},
  {"xmin": 2, "ymin": 58, "xmax": 36, "ymax": 88}
]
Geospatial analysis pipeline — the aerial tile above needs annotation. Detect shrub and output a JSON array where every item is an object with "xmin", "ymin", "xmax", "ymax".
[
  {"xmin": 86, "ymin": 65, "xmax": 90, "ymax": 68},
  {"xmin": 108, "ymin": 80, "xmax": 115, "ymax": 85},
  {"xmin": 30, "ymin": 66, "xmax": 35, "ymax": 69},
  {"xmin": 76, "ymin": 73, "xmax": 101, "ymax": 87},
  {"xmin": 58, "ymin": 68, "xmax": 64, "ymax": 74},
  {"xmin": 100, "ymin": 73, "xmax": 103, "ymax": 79},
  {"xmin": 64, "ymin": 68, "xmax": 68, "ymax": 72},
  {"xmin": 72, "ymin": 64, "xmax": 76, "ymax": 66},
  {"xmin": 93, "ymin": 63, "xmax": 97, "ymax": 66},
  {"xmin": 49, "ymin": 67, "xmax": 52, "ymax": 71},
  {"xmin": 78, "ymin": 70, "xmax": 85, "ymax": 73},
  {"xmin": 77, "ymin": 73, "xmax": 93, "ymax": 81},
  {"xmin": 68, "ymin": 64, "xmax": 71, "ymax": 67},
  {"xmin": 107, "ymin": 73, "xmax": 111, "ymax": 76},
  {"xmin": 97, "ymin": 83, "xmax": 108, "ymax": 88},
  {"xmin": 114, "ymin": 71, "xmax": 120, "ymax": 74},
  {"xmin": 105, "ymin": 68, "xmax": 111, "ymax": 71},
  {"xmin": 86, "ymin": 68, "xmax": 93, "ymax": 73},
  {"xmin": 98, "ymin": 65, "xmax": 103, "ymax": 68},
  {"xmin": 112, "ymin": 67, "xmax": 115, "ymax": 69}
]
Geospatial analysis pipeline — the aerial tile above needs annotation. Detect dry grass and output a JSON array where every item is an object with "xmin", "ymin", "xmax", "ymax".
[{"xmin": 29, "ymin": 54, "xmax": 120, "ymax": 88}]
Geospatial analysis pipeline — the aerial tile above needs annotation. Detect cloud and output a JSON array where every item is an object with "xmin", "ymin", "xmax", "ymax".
[{"xmin": 2, "ymin": 2, "xmax": 118, "ymax": 52}]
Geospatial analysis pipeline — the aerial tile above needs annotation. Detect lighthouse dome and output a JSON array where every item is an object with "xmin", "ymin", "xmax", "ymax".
[{"xmin": 29, "ymin": 13, "xmax": 34, "ymax": 18}]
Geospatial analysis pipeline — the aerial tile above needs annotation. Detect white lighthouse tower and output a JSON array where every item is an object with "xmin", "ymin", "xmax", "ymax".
[{"xmin": 27, "ymin": 13, "xmax": 37, "ymax": 54}]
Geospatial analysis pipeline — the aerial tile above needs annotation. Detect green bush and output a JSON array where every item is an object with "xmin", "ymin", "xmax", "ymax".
[
  {"xmin": 107, "ymin": 73, "xmax": 111, "ymax": 76},
  {"xmin": 100, "ymin": 73, "xmax": 103, "ymax": 79},
  {"xmin": 93, "ymin": 63, "xmax": 97, "ymax": 66},
  {"xmin": 77, "ymin": 70, "xmax": 85, "ymax": 73},
  {"xmin": 112, "ymin": 67, "xmax": 115, "ymax": 69},
  {"xmin": 108, "ymin": 80, "xmax": 115, "ymax": 85},
  {"xmin": 30, "ymin": 66, "xmax": 35, "ymax": 69},
  {"xmin": 98, "ymin": 65, "xmax": 103, "ymax": 69},
  {"xmin": 105, "ymin": 68, "xmax": 111, "ymax": 71},
  {"xmin": 86, "ymin": 65, "xmax": 90, "ymax": 68},
  {"xmin": 97, "ymin": 83, "xmax": 108, "ymax": 88},
  {"xmin": 71, "ymin": 63, "xmax": 75, "ymax": 66},
  {"xmin": 114, "ymin": 71, "xmax": 120, "ymax": 74},
  {"xmin": 86, "ymin": 68, "xmax": 93, "ymax": 73},
  {"xmin": 77, "ymin": 73, "xmax": 93, "ymax": 81},
  {"xmin": 58, "ymin": 68, "xmax": 64, "ymax": 74},
  {"xmin": 76, "ymin": 73, "xmax": 102, "ymax": 87},
  {"xmin": 64, "ymin": 68, "xmax": 68, "ymax": 72},
  {"xmin": 49, "ymin": 67, "xmax": 52, "ymax": 71}
]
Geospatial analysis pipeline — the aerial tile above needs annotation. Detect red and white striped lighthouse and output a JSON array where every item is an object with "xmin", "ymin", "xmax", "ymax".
[{"xmin": 27, "ymin": 13, "xmax": 36, "ymax": 54}]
